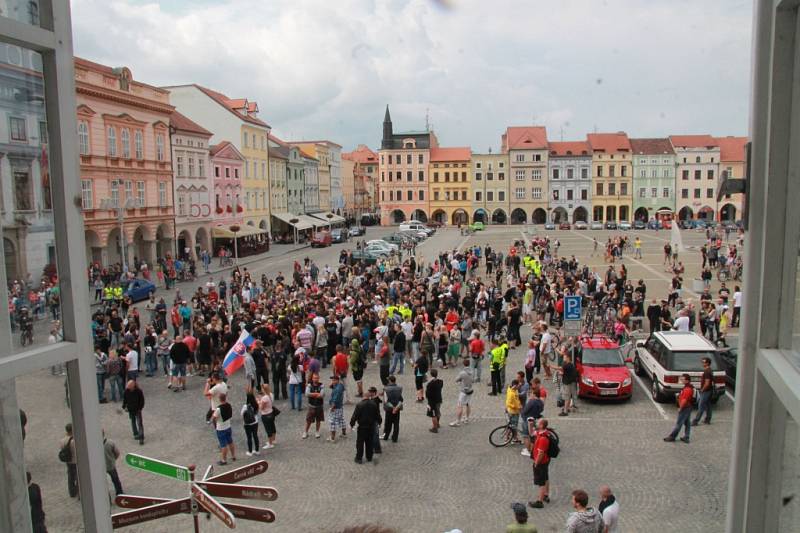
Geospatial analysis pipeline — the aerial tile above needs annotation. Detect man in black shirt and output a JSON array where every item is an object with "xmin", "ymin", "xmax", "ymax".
[
  {"xmin": 425, "ymin": 368, "xmax": 444, "ymax": 433},
  {"xmin": 169, "ymin": 336, "xmax": 191, "ymax": 391},
  {"xmin": 646, "ymin": 299, "xmax": 662, "ymax": 332},
  {"xmin": 350, "ymin": 387, "xmax": 382, "ymax": 464},
  {"xmin": 692, "ymin": 357, "xmax": 714, "ymax": 426},
  {"xmin": 251, "ymin": 340, "xmax": 269, "ymax": 389},
  {"xmin": 559, "ymin": 353, "xmax": 578, "ymax": 416}
]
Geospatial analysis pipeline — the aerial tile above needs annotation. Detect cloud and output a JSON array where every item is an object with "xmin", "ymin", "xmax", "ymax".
[{"xmin": 71, "ymin": 0, "xmax": 752, "ymax": 151}]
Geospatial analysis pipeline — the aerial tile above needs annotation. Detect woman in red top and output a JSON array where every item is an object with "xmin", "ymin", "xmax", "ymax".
[{"xmin": 444, "ymin": 309, "xmax": 459, "ymax": 333}]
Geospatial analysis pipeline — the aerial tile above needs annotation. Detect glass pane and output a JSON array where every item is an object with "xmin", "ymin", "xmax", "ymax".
[
  {"xmin": 16, "ymin": 366, "xmax": 86, "ymax": 531},
  {"xmin": 0, "ymin": 0, "xmax": 41, "ymax": 27},
  {"xmin": 778, "ymin": 414, "xmax": 799, "ymax": 532},
  {"xmin": 0, "ymin": 43, "xmax": 63, "ymax": 356}
]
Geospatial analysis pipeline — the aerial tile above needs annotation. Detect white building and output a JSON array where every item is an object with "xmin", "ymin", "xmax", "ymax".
[
  {"xmin": 547, "ymin": 141, "xmax": 592, "ymax": 223},
  {"xmin": 669, "ymin": 135, "xmax": 721, "ymax": 221}
]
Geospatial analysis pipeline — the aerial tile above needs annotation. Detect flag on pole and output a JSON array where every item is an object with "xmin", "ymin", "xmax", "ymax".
[{"xmin": 221, "ymin": 329, "xmax": 255, "ymax": 376}]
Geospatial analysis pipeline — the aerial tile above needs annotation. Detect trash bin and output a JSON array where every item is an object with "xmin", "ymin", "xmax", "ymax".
[{"xmin": 692, "ymin": 279, "xmax": 705, "ymax": 293}]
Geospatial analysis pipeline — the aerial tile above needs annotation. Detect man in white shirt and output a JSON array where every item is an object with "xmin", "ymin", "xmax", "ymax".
[
  {"xmin": 124, "ymin": 344, "xmax": 139, "ymax": 380},
  {"xmin": 598, "ymin": 485, "xmax": 620, "ymax": 533},
  {"xmin": 732, "ymin": 286, "xmax": 742, "ymax": 327},
  {"xmin": 673, "ymin": 310, "xmax": 690, "ymax": 332}
]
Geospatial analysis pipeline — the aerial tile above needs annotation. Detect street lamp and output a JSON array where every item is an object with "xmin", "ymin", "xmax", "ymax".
[
  {"xmin": 100, "ymin": 197, "xmax": 136, "ymax": 272},
  {"xmin": 229, "ymin": 224, "xmax": 240, "ymax": 265}
]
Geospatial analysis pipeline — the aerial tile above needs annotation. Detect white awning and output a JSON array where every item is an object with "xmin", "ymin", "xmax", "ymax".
[
  {"xmin": 272, "ymin": 212, "xmax": 314, "ymax": 231},
  {"xmin": 308, "ymin": 211, "xmax": 346, "ymax": 225},
  {"xmin": 211, "ymin": 225, "xmax": 266, "ymax": 238}
]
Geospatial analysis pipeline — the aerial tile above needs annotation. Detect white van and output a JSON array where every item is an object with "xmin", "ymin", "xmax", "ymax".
[{"xmin": 399, "ymin": 222, "xmax": 433, "ymax": 235}]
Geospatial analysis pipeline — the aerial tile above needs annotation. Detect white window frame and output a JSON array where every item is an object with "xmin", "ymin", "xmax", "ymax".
[
  {"xmin": 159, "ymin": 181, "xmax": 167, "ymax": 206},
  {"xmin": 136, "ymin": 180, "xmax": 145, "ymax": 207},
  {"xmin": 156, "ymin": 133, "xmax": 164, "ymax": 161},
  {"xmin": 107, "ymin": 125, "xmax": 116, "ymax": 157},
  {"xmin": 80, "ymin": 179, "xmax": 92, "ymax": 209},
  {"xmin": 134, "ymin": 130, "xmax": 143, "ymax": 159},
  {"xmin": 515, "ymin": 169, "xmax": 525, "ymax": 181},
  {"xmin": 78, "ymin": 120, "xmax": 89, "ymax": 154},
  {"xmin": 120, "ymin": 127, "xmax": 130, "ymax": 158}
]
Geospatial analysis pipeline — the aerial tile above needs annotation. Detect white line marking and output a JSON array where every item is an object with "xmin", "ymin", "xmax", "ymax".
[{"xmin": 632, "ymin": 373, "xmax": 669, "ymax": 420}]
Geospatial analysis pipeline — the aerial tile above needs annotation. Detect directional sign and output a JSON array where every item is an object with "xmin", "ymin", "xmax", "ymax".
[
  {"xmin": 223, "ymin": 502, "xmax": 276, "ymax": 523},
  {"xmin": 192, "ymin": 483, "xmax": 236, "ymax": 529},
  {"xmin": 125, "ymin": 453, "xmax": 190, "ymax": 482},
  {"xmin": 195, "ymin": 481, "xmax": 278, "ymax": 502},
  {"xmin": 202, "ymin": 464, "xmax": 214, "ymax": 481},
  {"xmin": 564, "ymin": 295, "xmax": 582, "ymax": 321},
  {"xmin": 111, "ymin": 498, "xmax": 192, "ymax": 528},
  {"xmin": 115, "ymin": 494, "xmax": 171, "ymax": 509},
  {"xmin": 207, "ymin": 460, "xmax": 267, "ymax": 484}
]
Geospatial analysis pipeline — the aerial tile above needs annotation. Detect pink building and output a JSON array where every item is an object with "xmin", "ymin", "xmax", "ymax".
[
  {"xmin": 76, "ymin": 58, "xmax": 175, "ymax": 266},
  {"xmin": 209, "ymin": 141, "xmax": 245, "ymax": 246}
]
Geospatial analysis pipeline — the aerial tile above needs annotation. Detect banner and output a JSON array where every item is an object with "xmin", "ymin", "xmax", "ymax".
[{"xmin": 221, "ymin": 329, "xmax": 254, "ymax": 376}]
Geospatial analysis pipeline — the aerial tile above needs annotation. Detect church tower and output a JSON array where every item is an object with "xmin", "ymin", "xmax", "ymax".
[{"xmin": 381, "ymin": 105, "xmax": 393, "ymax": 149}]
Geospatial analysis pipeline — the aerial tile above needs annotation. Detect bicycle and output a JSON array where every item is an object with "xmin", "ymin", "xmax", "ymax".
[
  {"xmin": 20, "ymin": 327, "xmax": 33, "ymax": 347},
  {"xmin": 489, "ymin": 415, "xmax": 522, "ymax": 447}
]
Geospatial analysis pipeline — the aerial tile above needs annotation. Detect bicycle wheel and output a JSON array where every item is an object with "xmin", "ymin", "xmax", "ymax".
[{"xmin": 489, "ymin": 425, "xmax": 514, "ymax": 447}]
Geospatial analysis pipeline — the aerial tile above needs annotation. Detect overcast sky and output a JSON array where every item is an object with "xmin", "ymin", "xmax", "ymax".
[{"xmin": 71, "ymin": 0, "xmax": 753, "ymax": 152}]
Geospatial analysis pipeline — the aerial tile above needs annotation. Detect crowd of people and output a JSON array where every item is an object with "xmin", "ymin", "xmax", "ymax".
[{"xmin": 47, "ymin": 222, "xmax": 745, "ymax": 532}]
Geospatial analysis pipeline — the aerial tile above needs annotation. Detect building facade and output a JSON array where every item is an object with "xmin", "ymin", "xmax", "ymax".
[
  {"xmin": 209, "ymin": 141, "xmax": 245, "ymax": 236},
  {"xmin": 300, "ymin": 150, "xmax": 320, "ymax": 213},
  {"xmin": 715, "ymin": 136, "xmax": 747, "ymax": 222},
  {"xmin": 629, "ymin": 138, "xmax": 677, "ymax": 222},
  {"xmin": 268, "ymin": 145, "xmax": 288, "ymax": 215},
  {"xmin": 429, "ymin": 146, "xmax": 471, "ymax": 225},
  {"xmin": 547, "ymin": 141, "xmax": 592, "ymax": 223},
  {"xmin": 0, "ymin": 44, "xmax": 54, "ymax": 281},
  {"xmin": 292, "ymin": 141, "xmax": 333, "ymax": 212},
  {"xmin": 161, "ymin": 84, "xmax": 272, "ymax": 233},
  {"xmin": 286, "ymin": 145, "xmax": 305, "ymax": 215},
  {"xmin": 587, "ymin": 132, "xmax": 633, "ymax": 223},
  {"xmin": 670, "ymin": 135, "xmax": 721, "ymax": 221},
  {"xmin": 76, "ymin": 58, "xmax": 175, "ymax": 266},
  {"xmin": 170, "ymin": 111, "xmax": 212, "ymax": 260},
  {"xmin": 327, "ymin": 141, "xmax": 343, "ymax": 214},
  {"xmin": 341, "ymin": 157, "xmax": 355, "ymax": 217},
  {"xmin": 503, "ymin": 126, "xmax": 549, "ymax": 224},
  {"xmin": 470, "ymin": 152, "xmax": 510, "ymax": 224},
  {"xmin": 378, "ymin": 105, "xmax": 434, "ymax": 224},
  {"xmin": 343, "ymin": 144, "xmax": 378, "ymax": 216}
]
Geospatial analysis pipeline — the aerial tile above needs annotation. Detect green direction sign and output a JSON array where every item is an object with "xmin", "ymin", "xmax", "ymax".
[{"xmin": 125, "ymin": 453, "xmax": 190, "ymax": 482}]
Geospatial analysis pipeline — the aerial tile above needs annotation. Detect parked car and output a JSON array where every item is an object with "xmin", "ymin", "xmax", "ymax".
[
  {"xmin": 398, "ymin": 230, "xmax": 425, "ymax": 242},
  {"xmin": 399, "ymin": 222, "xmax": 432, "ymax": 235},
  {"xmin": 605, "ymin": 221, "xmax": 618, "ymax": 230},
  {"xmin": 348, "ymin": 250, "xmax": 381, "ymax": 265},
  {"xmin": 662, "ymin": 219, "xmax": 673, "ymax": 229},
  {"xmin": 331, "ymin": 229, "xmax": 346, "ymax": 243},
  {"xmin": 633, "ymin": 331, "xmax": 727, "ymax": 403},
  {"xmin": 693, "ymin": 220, "xmax": 707, "ymax": 230},
  {"xmin": 722, "ymin": 221, "xmax": 738, "ymax": 231},
  {"xmin": 364, "ymin": 245, "xmax": 391, "ymax": 257},
  {"xmin": 618, "ymin": 221, "xmax": 631, "ymax": 230},
  {"xmin": 348, "ymin": 226, "xmax": 366, "ymax": 237},
  {"xmin": 647, "ymin": 219, "xmax": 662, "ymax": 230},
  {"xmin": 368, "ymin": 239, "xmax": 398, "ymax": 252},
  {"xmin": 705, "ymin": 220, "xmax": 718, "ymax": 229},
  {"xmin": 310, "ymin": 231, "xmax": 332, "ymax": 247},
  {"xmin": 717, "ymin": 335, "xmax": 738, "ymax": 390},
  {"xmin": 383, "ymin": 234, "xmax": 408, "ymax": 246},
  {"xmin": 558, "ymin": 222, "xmax": 571, "ymax": 230},
  {"xmin": 576, "ymin": 336, "xmax": 633, "ymax": 401},
  {"xmin": 544, "ymin": 222, "xmax": 556, "ymax": 230},
  {"xmin": 633, "ymin": 220, "xmax": 647, "ymax": 230},
  {"xmin": 469, "ymin": 221, "xmax": 485, "ymax": 231},
  {"xmin": 124, "ymin": 278, "xmax": 156, "ymax": 303},
  {"xmin": 678, "ymin": 220, "xmax": 694, "ymax": 230},
  {"xmin": 591, "ymin": 221, "xmax": 603, "ymax": 230},
  {"xmin": 574, "ymin": 221, "xmax": 588, "ymax": 230}
]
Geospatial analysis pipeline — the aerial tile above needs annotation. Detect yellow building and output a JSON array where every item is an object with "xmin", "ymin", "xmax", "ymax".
[
  {"xmin": 587, "ymin": 133, "xmax": 633, "ymax": 223},
  {"xmin": 292, "ymin": 142, "xmax": 331, "ymax": 211},
  {"xmin": 240, "ymin": 121, "xmax": 271, "ymax": 230},
  {"xmin": 429, "ymin": 147, "xmax": 472, "ymax": 226}
]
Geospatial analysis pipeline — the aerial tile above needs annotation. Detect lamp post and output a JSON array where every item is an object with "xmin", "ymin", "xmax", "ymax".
[
  {"xmin": 100, "ymin": 197, "xmax": 136, "ymax": 272},
  {"xmin": 229, "ymin": 225, "xmax": 240, "ymax": 265}
]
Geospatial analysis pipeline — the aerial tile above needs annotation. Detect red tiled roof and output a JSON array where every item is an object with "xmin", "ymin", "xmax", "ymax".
[
  {"xmin": 209, "ymin": 140, "xmax": 244, "ymax": 160},
  {"xmin": 295, "ymin": 140, "xmax": 343, "ymax": 149},
  {"xmin": 247, "ymin": 102, "xmax": 258, "ymax": 113},
  {"xmin": 298, "ymin": 148, "xmax": 318, "ymax": 162},
  {"xmin": 504, "ymin": 126, "xmax": 548, "ymax": 150},
  {"xmin": 430, "ymin": 146, "xmax": 471, "ymax": 161},
  {"xmin": 587, "ymin": 132, "xmax": 631, "ymax": 153},
  {"xmin": 194, "ymin": 85, "xmax": 270, "ymax": 128},
  {"xmin": 268, "ymin": 146, "xmax": 288, "ymax": 160},
  {"xmin": 629, "ymin": 138, "xmax": 675, "ymax": 155},
  {"xmin": 714, "ymin": 136, "xmax": 747, "ymax": 161},
  {"xmin": 343, "ymin": 145, "xmax": 378, "ymax": 163},
  {"xmin": 170, "ymin": 110, "xmax": 212, "ymax": 137},
  {"xmin": 548, "ymin": 141, "xmax": 591, "ymax": 157},
  {"xmin": 669, "ymin": 135, "xmax": 718, "ymax": 149}
]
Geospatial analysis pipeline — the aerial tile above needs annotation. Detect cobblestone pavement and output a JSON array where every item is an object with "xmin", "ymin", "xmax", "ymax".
[{"xmin": 18, "ymin": 226, "xmax": 735, "ymax": 533}]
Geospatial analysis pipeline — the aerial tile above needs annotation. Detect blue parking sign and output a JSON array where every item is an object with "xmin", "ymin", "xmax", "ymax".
[{"xmin": 564, "ymin": 296, "xmax": 582, "ymax": 320}]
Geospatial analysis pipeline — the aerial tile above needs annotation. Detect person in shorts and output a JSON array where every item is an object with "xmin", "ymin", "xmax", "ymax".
[
  {"xmin": 559, "ymin": 353, "xmax": 578, "ymax": 416},
  {"xmin": 449, "ymin": 358, "xmax": 474, "ymax": 427},
  {"xmin": 303, "ymin": 373, "xmax": 325, "ymax": 439},
  {"xmin": 211, "ymin": 392, "xmax": 236, "ymax": 465},
  {"xmin": 425, "ymin": 368, "xmax": 443, "ymax": 433},
  {"xmin": 529, "ymin": 418, "xmax": 551, "ymax": 509}
]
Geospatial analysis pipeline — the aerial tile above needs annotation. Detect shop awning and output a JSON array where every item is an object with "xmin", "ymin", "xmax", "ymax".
[
  {"xmin": 297, "ymin": 214, "xmax": 324, "ymax": 229},
  {"xmin": 272, "ymin": 212, "xmax": 315, "ymax": 231},
  {"xmin": 308, "ymin": 211, "xmax": 346, "ymax": 225},
  {"xmin": 211, "ymin": 225, "xmax": 267, "ymax": 239}
]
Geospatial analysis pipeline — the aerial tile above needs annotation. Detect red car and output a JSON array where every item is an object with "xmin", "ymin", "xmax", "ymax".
[
  {"xmin": 310, "ymin": 231, "xmax": 332, "ymax": 247},
  {"xmin": 576, "ymin": 336, "xmax": 633, "ymax": 401},
  {"xmin": 662, "ymin": 219, "xmax": 672, "ymax": 229},
  {"xmin": 558, "ymin": 222, "xmax": 571, "ymax": 230}
]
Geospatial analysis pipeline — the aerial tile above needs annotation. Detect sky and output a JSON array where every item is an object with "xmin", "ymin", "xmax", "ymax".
[{"xmin": 71, "ymin": 0, "xmax": 753, "ymax": 152}]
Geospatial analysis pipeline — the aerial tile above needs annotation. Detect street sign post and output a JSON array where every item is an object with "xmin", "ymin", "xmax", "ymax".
[
  {"xmin": 223, "ymin": 502, "xmax": 276, "ymax": 523},
  {"xmin": 564, "ymin": 320, "xmax": 581, "ymax": 337},
  {"xmin": 195, "ymin": 481, "xmax": 278, "ymax": 502},
  {"xmin": 202, "ymin": 465, "xmax": 214, "ymax": 481},
  {"xmin": 206, "ymin": 460, "xmax": 267, "ymax": 484},
  {"xmin": 111, "ymin": 499, "xmax": 192, "ymax": 528},
  {"xmin": 564, "ymin": 295, "xmax": 582, "ymax": 321},
  {"xmin": 115, "ymin": 496, "xmax": 275, "ymax": 524},
  {"xmin": 192, "ymin": 483, "xmax": 236, "ymax": 529},
  {"xmin": 125, "ymin": 453, "xmax": 190, "ymax": 482},
  {"xmin": 115, "ymin": 495, "xmax": 171, "ymax": 509}
]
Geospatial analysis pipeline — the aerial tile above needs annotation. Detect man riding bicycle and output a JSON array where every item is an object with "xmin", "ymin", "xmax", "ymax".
[{"xmin": 19, "ymin": 307, "xmax": 33, "ymax": 344}]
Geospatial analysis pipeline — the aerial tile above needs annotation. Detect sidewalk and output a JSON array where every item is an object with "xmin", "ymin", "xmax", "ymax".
[{"xmin": 89, "ymin": 241, "xmax": 311, "ymax": 306}]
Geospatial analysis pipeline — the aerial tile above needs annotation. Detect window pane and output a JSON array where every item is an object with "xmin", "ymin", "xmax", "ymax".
[
  {"xmin": 0, "ymin": 0, "xmax": 41, "ymax": 27},
  {"xmin": 0, "ymin": 46, "xmax": 64, "ymax": 357}
]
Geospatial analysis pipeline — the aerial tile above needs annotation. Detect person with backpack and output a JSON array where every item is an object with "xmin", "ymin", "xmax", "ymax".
[
  {"xmin": 529, "ymin": 418, "xmax": 558, "ymax": 509},
  {"xmin": 664, "ymin": 373, "xmax": 695, "ymax": 443},
  {"xmin": 241, "ymin": 386, "xmax": 261, "ymax": 456},
  {"xmin": 58, "ymin": 423, "xmax": 78, "ymax": 498},
  {"xmin": 211, "ymin": 392, "xmax": 236, "ymax": 465}
]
